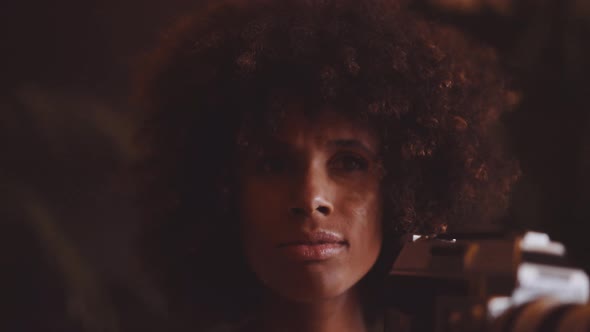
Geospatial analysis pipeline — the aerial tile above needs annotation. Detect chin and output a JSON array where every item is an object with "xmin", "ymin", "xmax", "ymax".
[
  {"xmin": 265, "ymin": 269, "xmax": 356, "ymax": 303},
  {"xmin": 275, "ymin": 285, "xmax": 351, "ymax": 304}
]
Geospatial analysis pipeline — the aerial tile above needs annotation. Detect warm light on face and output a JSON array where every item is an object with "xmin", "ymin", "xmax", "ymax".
[{"xmin": 238, "ymin": 108, "xmax": 383, "ymax": 303}]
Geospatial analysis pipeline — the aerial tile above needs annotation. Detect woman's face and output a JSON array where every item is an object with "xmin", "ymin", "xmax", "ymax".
[{"xmin": 238, "ymin": 107, "xmax": 383, "ymax": 303}]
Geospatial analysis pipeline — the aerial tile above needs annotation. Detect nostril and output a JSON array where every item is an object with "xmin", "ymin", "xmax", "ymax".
[
  {"xmin": 289, "ymin": 205, "xmax": 332, "ymax": 217},
  {"xmin": 316, "ymin": 206, "xmax": 331, "ymax": 215}
]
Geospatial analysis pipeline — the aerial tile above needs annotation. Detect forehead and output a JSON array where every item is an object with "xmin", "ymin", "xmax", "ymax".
[{"xmin": 263, "ymin": 106, "xmax": 378, "ymax": 149}]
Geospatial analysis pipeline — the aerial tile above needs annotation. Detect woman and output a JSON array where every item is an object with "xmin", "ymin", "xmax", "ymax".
[{"xmin": 134, "ymin": 0, "xmax": 520, "ymax": 331}]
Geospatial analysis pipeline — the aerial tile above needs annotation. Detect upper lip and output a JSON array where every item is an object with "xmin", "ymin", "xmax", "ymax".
[{"xmin": 278, "ymin": 230, "xmax": 347, "ymax": 247}]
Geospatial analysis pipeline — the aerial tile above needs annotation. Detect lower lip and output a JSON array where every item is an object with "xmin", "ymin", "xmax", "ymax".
[{"xmin": 280, "ymin": 243, "xmax": 346, "ymax": 261}]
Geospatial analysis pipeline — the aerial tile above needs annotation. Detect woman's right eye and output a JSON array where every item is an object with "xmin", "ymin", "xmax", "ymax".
[{"xmin": 255, "ymin": 156, "xmax": 286, "ymax": 174}]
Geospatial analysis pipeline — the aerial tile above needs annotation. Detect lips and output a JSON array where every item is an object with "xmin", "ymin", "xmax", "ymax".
[{"xmin": 278, "ymin": 231, "xmax": 348, "ymax": 261}]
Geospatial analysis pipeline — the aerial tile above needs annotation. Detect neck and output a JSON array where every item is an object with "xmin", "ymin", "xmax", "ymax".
[{"xmin": 254, "ymin": 287, "xmax": 369, "ymax": 332}]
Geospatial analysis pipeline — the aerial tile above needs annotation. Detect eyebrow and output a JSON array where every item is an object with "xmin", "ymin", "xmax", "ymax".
[
  {"xmin": 244, "ymin": 137, "xmax": 377, "ymax": 158},
  {"xmin": 327, "ymin": 139, "xmax": 377, "ymax": 157}
]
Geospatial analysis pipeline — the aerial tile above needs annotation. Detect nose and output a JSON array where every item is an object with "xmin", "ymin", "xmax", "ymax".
[
  {"xmin": 289, "ymin": 165, "xmax": 334, "ymax": 218},
  {"xmin": 289, "ymin": 197, "xmax": 333, "ymax": 217}
]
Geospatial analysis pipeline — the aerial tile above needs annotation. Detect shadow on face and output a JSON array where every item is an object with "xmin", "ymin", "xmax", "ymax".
[{"xmin": 238, "ymin": 107, "xmax": 384, "ymax": 303}]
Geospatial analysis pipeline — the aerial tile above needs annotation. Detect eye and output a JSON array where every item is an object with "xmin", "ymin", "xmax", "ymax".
[
  {"xmin": 329, "ymin": 154, "xmax": 369, "ymax": 172},
  {"xmin": 255, "ymin": 156, "xmax": 286, "ymax": 174}
]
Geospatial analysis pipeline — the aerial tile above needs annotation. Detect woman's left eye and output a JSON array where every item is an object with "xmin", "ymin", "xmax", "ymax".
[{"xmin": 329, "ymin": 155, "xmax": 369, "ymax": 172}]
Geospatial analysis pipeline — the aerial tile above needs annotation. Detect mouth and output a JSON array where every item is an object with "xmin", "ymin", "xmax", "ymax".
[{"xmin": 277, "ymin": 231, "xmax": 348, "ymax": 261}]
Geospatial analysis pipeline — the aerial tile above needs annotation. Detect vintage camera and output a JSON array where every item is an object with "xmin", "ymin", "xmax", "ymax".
[{"xmin": 385, "ymin": 231, "xmax": 590, "ymax": 331}]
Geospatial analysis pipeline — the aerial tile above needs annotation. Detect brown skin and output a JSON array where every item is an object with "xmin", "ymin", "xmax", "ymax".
[
  {"xmin": 139, "ymin": 3, "xmax": 521, "ymax": 326},
  {"xmin": 238, "ymin": 107, "xmax": 383, "ymax": 332}
]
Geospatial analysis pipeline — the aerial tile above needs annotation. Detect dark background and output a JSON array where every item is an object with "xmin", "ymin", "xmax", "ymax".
[{"xmin": 2, "ymin": 0, "xmax": 589, "ymax": 331}]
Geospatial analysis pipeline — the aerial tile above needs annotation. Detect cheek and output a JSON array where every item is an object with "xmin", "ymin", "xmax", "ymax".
[
  {"xmin": 239, "ymin": 182, "xmax": 281, "ymax": 239},
  {"xmin": 238, "ymin": 181, "xmax": 287, "ymax": 267},
  {"xmin": 341, "ymin": 185, "xmax": 382, "ymax": 230},
  {"xmin": 340, "ymin": 189, "xmax": 383, "ymax": 264}
]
